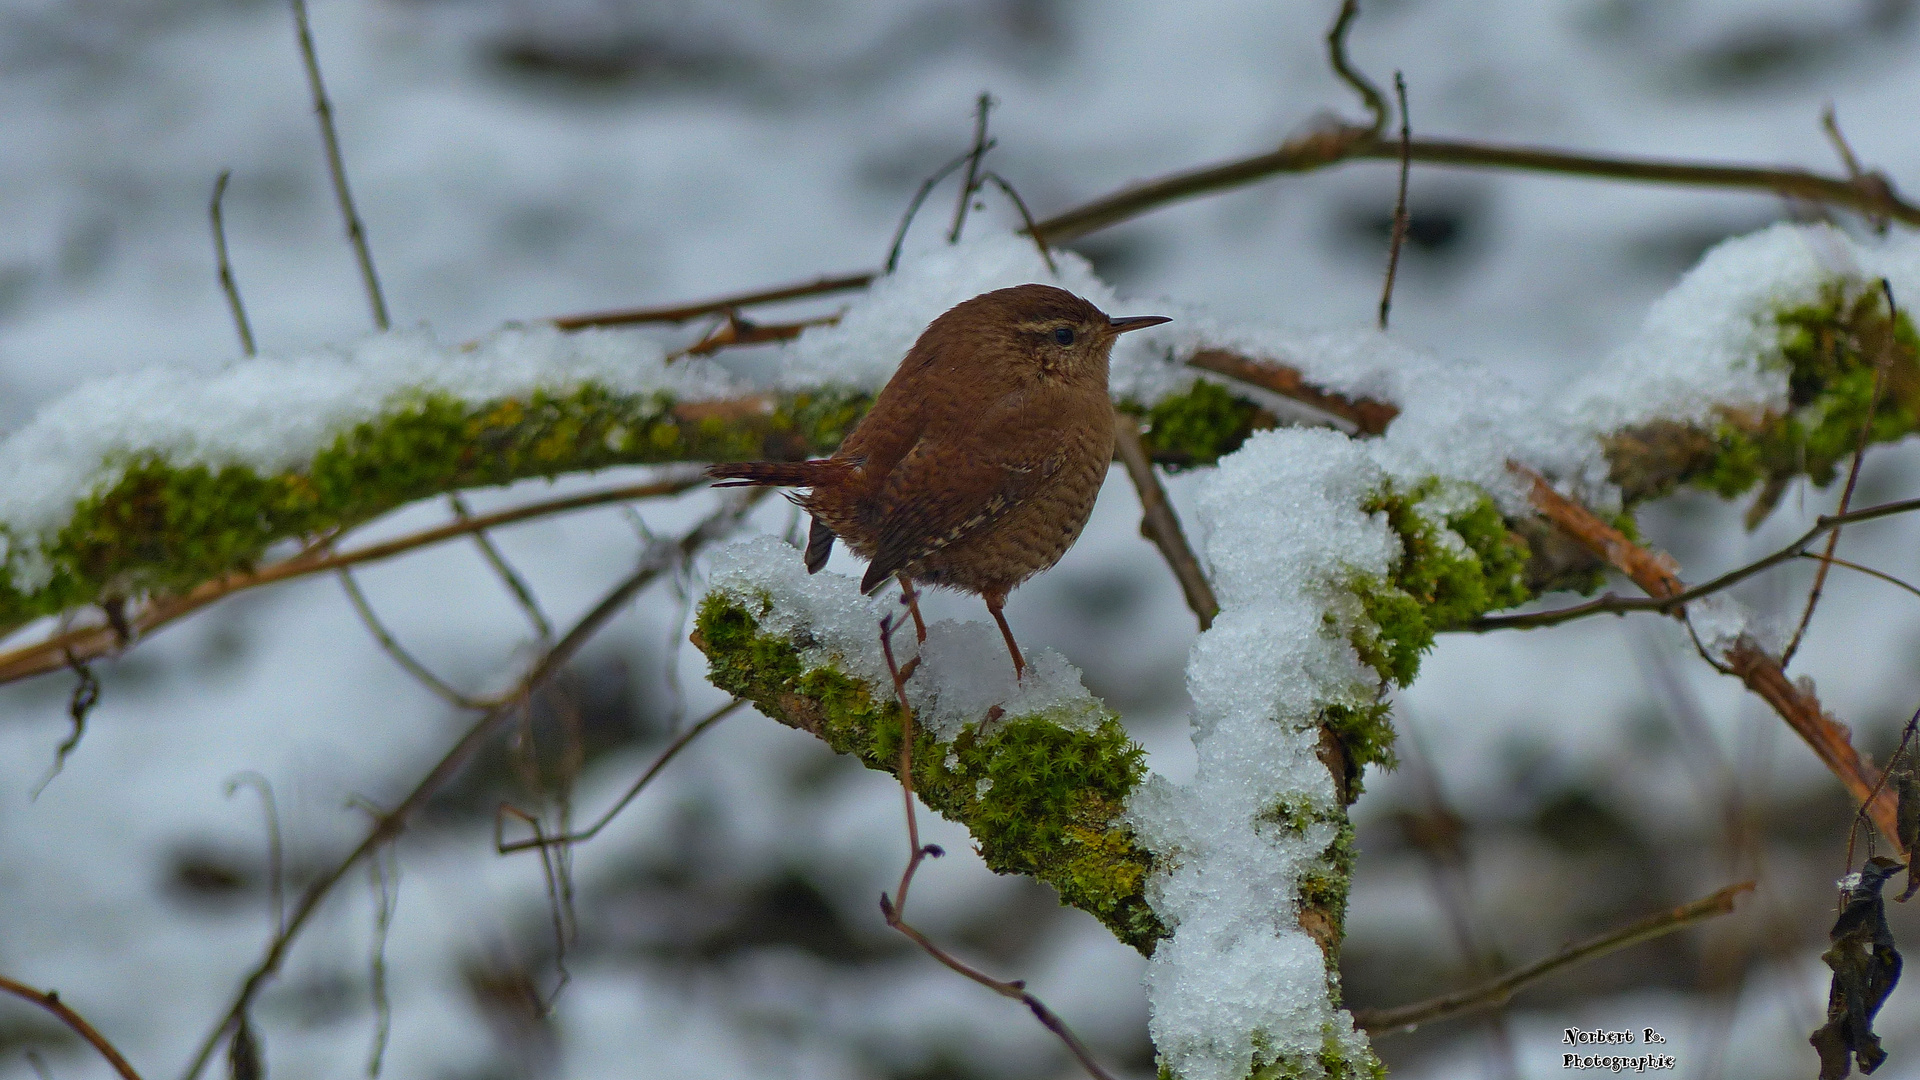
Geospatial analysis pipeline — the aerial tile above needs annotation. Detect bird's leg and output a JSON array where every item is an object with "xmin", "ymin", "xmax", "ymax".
[
  {"xmin": 896, "ymin": 573, "xmax": 928, "ymax": 643},
  {"xmin": 983, "ymin": 590, "xmax": 1026, "ymax": 682}
]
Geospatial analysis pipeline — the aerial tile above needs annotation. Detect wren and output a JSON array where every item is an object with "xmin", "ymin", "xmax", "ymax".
[{"xmin": 708, "ymin": 283, "xmax": 1170, "ymax": 679}]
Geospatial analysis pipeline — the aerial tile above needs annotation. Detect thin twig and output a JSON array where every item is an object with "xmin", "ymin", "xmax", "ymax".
[
  {"xmin": 552, "ymin": 273, "xmax": 877, "ymax": 330},
  {"xmin": 364, "ymin": 848, "xmax": 397, "ymax": 1078},
  {"xmin": 0, "ymin": 474, "xmax": 705, "ymax": 685},
  {"xmin": 0, "ymin": 975, "xmax": 145, "ymax": 1080},
  {"xmin": 1377, "ymin": 72, "xmax": 1411, "ymax": 331},
  {"xmin": 1798, "ymin": 552, "xmax": 1920, "ymax": 604},
  {"xmin": 1843, "ymin": 703, "xmax": 1920, "ymax": 875},
  {"xmin": 177, "ymin": 497, "xmax": 759, "ymax": 1080},
  {"xmin": 208, "ymin": 171, "xmax": 256, "ymax": 357},
  {"xmin": 1822, "ymin": 104, "xmax": 1889, "ymax": 234},
  {"xmin": 886, "ymin": 146, "xmax": 996, "ymax": 274},
  {"xmin": 978, "ymin": 171, "xmax": 1058, "ymax": 276},
  {"xmin": 1112, "ymin": 407, "xmax": 1216, "ymax": 629},
  {"xmin": 289, "ymin": 0, "xmax": 388, "ymax": 330},
  {"xmin": 1326, "ymin": 0, "xmax": 1388, "ymax": 136},
  {"xmin": 668, "ymin": 312, "xmax": 842, "ymax": 360},
  {"xmin": 31, "ymin": 652, "xmax": 99, "ymax": 798},
  {"xmin": 224, "ymin": 772, "xmax": 286, "ymax": 939},
  {"xmin": 449, "ymin": 493, "xmax": 553, "ymax": 642},
  {"xmin": 337, "ymin": 568, "xmax": 493, "ymax": 710},
  {"xmin": 1466, "ymin": 494, "xmax": 1920, "ymax": 632},
  {"xmin": 1782, "ymin": 278, "xmax": 1898, "ymax": 665},
  {"xmin": 1822, "ymin": 105, "xmax": 1867, "ymax": 183},
  {"xmin": 873, "ymin": 621, "xmax": 1118, "ymax": 1080},
  {"xmin": 496, "ymin": 698, "xmax": 744, "ymax": 852},
  {"xmin": 949, "ymin": 92, "xmax": 995, "ymax": 243},
  {"xmin": 1355, "ymin": 882, "xmax": 1754, "ymax": 1034}
]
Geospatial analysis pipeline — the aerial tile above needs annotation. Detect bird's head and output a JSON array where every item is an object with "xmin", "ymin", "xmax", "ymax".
[{"xmin": 921, "ymin": 283, "xmax": 1170, "ymax": 384}]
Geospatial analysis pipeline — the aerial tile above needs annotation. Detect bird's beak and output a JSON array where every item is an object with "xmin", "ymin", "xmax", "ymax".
[{"xmin": 1107, "ymin": 315, "xmax": 1172, "ymax": 335}]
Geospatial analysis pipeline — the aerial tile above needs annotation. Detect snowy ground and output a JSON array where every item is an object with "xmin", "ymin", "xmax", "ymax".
[{"xmin": 2, "ymin": 1, "xmax": 1919, "ymax": 1078}]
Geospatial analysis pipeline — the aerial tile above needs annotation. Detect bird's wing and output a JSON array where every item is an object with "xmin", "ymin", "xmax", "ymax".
[{"xmin": 857, "ymin": 420, "xmax": 1063, "ymax": 594}]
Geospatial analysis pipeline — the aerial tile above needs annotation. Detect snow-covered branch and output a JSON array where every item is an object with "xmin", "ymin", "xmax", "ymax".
[{"xmin": 3, "ymin": 224, "xmax": 1918, "ymax": 1080}]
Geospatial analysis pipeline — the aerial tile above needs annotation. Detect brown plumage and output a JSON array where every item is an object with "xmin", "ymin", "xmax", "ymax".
[{"xmin": 708, "ymin": 283, "xmax": 1170, "ymax": 678}]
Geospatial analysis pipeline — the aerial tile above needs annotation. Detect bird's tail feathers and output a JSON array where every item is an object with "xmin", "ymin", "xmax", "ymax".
[{"xmin": 704, "ymin": 459, "xmax": 857, "ymax": 489}]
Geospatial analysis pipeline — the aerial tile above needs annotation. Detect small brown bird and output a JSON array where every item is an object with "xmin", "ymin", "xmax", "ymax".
[{"xmin": 708, "ymin": 283, "xmax": 1170, "ymax": 679}]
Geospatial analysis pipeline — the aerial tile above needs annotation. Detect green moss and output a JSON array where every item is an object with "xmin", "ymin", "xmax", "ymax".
[
  {"xmin": 1691, "ymin": 283, "xmax": 1920, "ymax": 500},
  {"xmin": 0, "ymin": 385, "xmax": 873, "ymax": 626},
  {"xmin": 1123, "ymin": 380, "xmax": 1272, "ymax": 469},
  {"xmin": 1235, "ymin": 1023, "xmax": 1386, "ymax": 1080},
  {"xmin": 1322, "ymin": 701, "xmax": 1396, "ymax": 784},
  {"xmin": 693, "ymin": 590, "xmax": 1164, "ymax": 952},
  {"xmin": 1345, "ymin": 480, "xmax": 1531, "ymax": 695}
]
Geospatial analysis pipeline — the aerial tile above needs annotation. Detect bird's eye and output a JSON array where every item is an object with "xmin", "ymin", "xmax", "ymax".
[{"xmin": 1052, "ymin": 327, "xmax": 1075, "ymax": 345}]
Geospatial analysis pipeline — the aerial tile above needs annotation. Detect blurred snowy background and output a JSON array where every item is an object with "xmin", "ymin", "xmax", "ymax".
[{"xmin": 2, "ymin": 1, "xmax": 1918, "ymax": 1078}]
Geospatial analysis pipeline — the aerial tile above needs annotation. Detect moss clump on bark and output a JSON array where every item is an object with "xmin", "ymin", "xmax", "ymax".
[
  {"xmin": 693, "ymin": 590, "xmax": 1164, "ymax": 952},
  {"xmin": 0, "ymin": 386, "xmax": 871, "ymax": 625}
]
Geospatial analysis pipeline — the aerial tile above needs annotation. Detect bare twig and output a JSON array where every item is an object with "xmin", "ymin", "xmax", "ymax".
[
  {"xmin": 337, "ymin": 567, "xmax": 493, "ymax": 710},
  {"xmin": 552, "ymin": 273, "xmax": 877, "ymax": 330},
  {"xmin": 886, "ymin": 146, "xmax": 997, "ymax": 274},
  {"xmin": 496, "ymin": 698, "xmax": 744, "ymax": 853},
  {"xmin": 1377, "ymin": 72, "xmax": 1411, "ymax": 331},
  {"xmin": 0, "ymin": 474, "xmax": 704, "ymax": 685},
  {"xmin": 177, "ymin": 496, "xmax": 759, "ymax": 1080},
  {"xmin": 1326, "ymin": 0, "xmax": 1388, "ymax": 136},
  {"xmin": 977, "ymin": 171, "xmax": 1059, "ymax": 276},
  {"xmin": 1112, "ymin": 407, "xmax": 1216, "ymax": 629},
  {"xmin": 290, "ymin": 0, "xmax": 388, "ymax": 330},
  {"xmin": 364, "ymin": 848, "xmax": 397, "ymax": 1078},
  {"xmin": 1799, "ymin": 552, "xmax": 1920, "ymax": 604},
  {"xmin": 208, "ymin": 171, "xmax": 256, "ymax": 357},
  {"xmin": 949, "ymin": 92, "xmax": 995, "ymax": 243},
  {"xmin": 874, "ymin": 621, "xmax": 1118, "ymax": 1080},
  {"xmin": 669, "ymin": 312, "xmax": 842, "ymax": 360},
  {"xmin": 1822, "ymin": 105, "xmax": 1867, "ymax": 184},
  {"xmin": 31, "ymin": 652, "xmax": 99, "ymax": 798},
  {"xmin": 1822, "ymin": 104, "xmax": 1890, "ymax": 234},
  {"xmin": 1843, "ymin": 703, "xmax": 1920, "ymax": 875},
  {"xmin": 1356, "ymin": 882, "xmax": 1754, "ymax": 1034},
  {"xmin": 1468, "ymin": 495, "xmax": 1920, "ymax": 631},
  {"xmin": 0, "ymin": 974, "xmax": 145, "ymax": 1080},
  {"xmin": 449, "ymin": 493, "xmax": 553, "ymax": 642},
  {"xmin": 1782, "ymin": 278, "xmax": 1899, "ymax": 665},
  {"xmin": 223, "ymin": 772, "xmax": 286, "ymax": 939}
]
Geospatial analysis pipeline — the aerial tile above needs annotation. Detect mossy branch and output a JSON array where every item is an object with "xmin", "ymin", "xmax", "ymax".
[{"xmin": 691, "ymin": 589, "xmax": 1164, "ymax": 951}]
